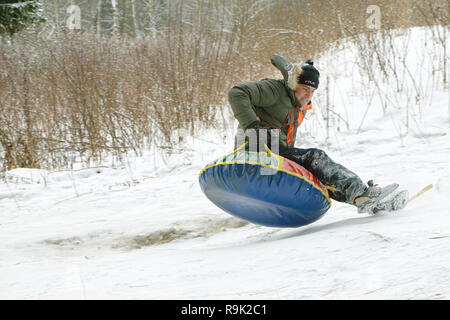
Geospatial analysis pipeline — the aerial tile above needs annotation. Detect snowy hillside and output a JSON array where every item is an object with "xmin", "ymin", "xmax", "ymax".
[{"xmin": 1, "ymin": 27, "xmax": 449, "ymax": 300}]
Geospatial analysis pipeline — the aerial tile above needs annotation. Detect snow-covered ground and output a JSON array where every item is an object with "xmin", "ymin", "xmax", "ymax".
[{"xmin": 1, "ymin": 27, "xmax": 449, "ymax": 299}]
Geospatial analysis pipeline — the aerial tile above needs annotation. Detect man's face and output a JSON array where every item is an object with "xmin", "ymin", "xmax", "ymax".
[{"xmin": 294, "ymin": 84, "xmax": 316, "ymax": 107}]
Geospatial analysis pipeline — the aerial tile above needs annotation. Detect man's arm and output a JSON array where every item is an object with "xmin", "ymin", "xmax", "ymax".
[{"xmin": 228, "ymin": 80, "xmax": 280, "ymax": 129}]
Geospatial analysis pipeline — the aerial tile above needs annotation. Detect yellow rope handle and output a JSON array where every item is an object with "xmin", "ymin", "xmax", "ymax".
[{"xmin": 408, "ymin": 184, "xmax": 433, "ymax": 203}]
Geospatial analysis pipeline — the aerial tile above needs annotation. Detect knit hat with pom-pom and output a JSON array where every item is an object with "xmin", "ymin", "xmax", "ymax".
[{"xmin": 287, "ymin": 59, "xmax": 320, "ymax": 90}]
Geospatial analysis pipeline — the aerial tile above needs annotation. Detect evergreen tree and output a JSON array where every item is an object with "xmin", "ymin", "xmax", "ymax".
[{"xmin": 0, "ymin": 0, "xmax": 45, "ymax": 37}]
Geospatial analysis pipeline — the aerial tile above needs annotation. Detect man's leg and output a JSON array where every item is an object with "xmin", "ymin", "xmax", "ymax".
[{"xmin": 279, "ymin": 147, "xmax": 367, "ymax": 204}]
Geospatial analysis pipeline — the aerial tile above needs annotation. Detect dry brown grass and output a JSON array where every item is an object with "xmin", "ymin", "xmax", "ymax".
[{"xmin": 0, "ymin": 0, "xmax": 447, "ymax": 171}]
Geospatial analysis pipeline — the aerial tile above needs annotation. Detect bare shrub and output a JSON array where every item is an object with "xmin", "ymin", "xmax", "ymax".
[{"xmin": 0, "ymin": 0, "xmax": 447, "ymax": 171}]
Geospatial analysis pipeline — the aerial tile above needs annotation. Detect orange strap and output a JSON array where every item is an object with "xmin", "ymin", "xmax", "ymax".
[
  {"xmin": 286, "ymin": 124, "xmax": 294, "ymax": 145},
  {"xmin": 303, "ymin": 103, "xmax": 312, "ymax": 111},
  {"xmin": 287, "ymin": 103, "xmax": 313, "ymax": 144},
  {"xmin": 354, "ymin": 196, "xmax": 371, "ymax": 204},
  {"xmin": 296, "ymin": 103, "xmax": 312, "ymax": 126},
  {"xmin": 297, "ymin": 110, "xmax": 304, "ymax": 126}
]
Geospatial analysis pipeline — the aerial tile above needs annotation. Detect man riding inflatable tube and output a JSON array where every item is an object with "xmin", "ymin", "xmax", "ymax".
[{"xmin": 228, "ymin": 54, "xmax": 393, "ymax": 214}]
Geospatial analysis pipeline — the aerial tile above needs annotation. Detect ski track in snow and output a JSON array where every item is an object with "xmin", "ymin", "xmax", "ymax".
[{"xmin": 1, "ymin": 28, "xmax": 450, "ymax": 300}]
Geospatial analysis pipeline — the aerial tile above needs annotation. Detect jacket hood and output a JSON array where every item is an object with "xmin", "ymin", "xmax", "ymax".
[
  {"xmin": 270, "ymin": 54, "xmax": 304, "ymax": 91},
  {"xmin": 287, "ymin": 63, "xmax": 305, "ymax": 91}
]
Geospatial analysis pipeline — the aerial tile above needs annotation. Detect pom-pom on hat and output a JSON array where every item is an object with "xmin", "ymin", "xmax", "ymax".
[
  {"xmin": 298, "ymin": 59, "xmax": 320, "ymax": 89},
  {"xmin": 287, "ymin": 59, "xmax": 320, "ymax": 90}
]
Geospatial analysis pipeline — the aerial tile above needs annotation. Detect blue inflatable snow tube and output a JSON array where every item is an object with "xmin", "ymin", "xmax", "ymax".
[{"xmin": 199, "ymin": 147, "xmax": 331, "ymax": 228}]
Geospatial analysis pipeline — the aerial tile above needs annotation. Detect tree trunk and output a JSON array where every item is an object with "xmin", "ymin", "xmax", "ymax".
[
  {"xmin": 54, "ymin": 0, "xmax": 60, "ymax": 29},
  {"xmin": 97, "ymin": 0, "xmax": 102, "ymax": 37},
  {"xmin": 111, "ymin": 0, "xmax": 119, "ymax": 37},
  {"xmin": 131, "ymin": 0, "xmax": 139, "ymax": 38}
]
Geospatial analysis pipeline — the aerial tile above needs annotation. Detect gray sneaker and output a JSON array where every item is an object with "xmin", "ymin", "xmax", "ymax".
[{"xmin": 354, "ymin": 180, "xmax": 399, "ymax": 214}]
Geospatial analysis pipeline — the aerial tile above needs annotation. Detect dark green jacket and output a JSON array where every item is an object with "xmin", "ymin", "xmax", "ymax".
[{"xmin": 228, "ymin": 54, "xmax": 311, "ymax": 149}]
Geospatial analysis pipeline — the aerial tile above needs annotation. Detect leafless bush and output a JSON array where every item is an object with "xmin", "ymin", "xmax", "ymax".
[
  {"xmin": 0, "ymin": 1, "xmax": 254, "ymax": 171},
  {"xmin": 0, "ymin": 0, "xmax": 447, "ymax": 171}
]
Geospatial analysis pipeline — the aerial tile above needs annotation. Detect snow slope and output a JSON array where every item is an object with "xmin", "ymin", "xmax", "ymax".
[{"xmin": 1, "ymin": 27, "xmax": 449, "ymax": 299}]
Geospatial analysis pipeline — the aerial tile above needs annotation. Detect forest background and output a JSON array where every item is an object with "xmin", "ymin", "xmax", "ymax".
[{"xmin": 0, "ymin": 0, "xmax": 447, "ymax": 172}]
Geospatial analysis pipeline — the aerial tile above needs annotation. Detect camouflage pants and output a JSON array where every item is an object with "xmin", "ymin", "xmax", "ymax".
[{"xmin": 279, "ymin": 147, "xmax": 367, "ymax": 204}]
